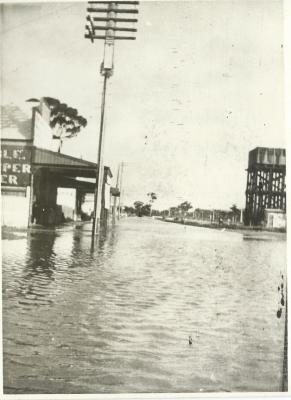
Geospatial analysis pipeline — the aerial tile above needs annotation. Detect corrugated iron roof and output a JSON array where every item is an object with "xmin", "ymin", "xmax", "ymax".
[
  {"xmin": 33, "ymin": 147, "xmax": 96, "ymax": 168},
  {"xmin": 32, "ymin": 147, "xmax": 113, "ymax": 178}
]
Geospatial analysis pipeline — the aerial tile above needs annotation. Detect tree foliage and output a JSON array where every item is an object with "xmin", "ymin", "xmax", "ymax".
[
  {"xmin": 42, "ymin": 97, "xmax": 87, "ymax": 152},
  {"xmin": 147, "ymin": 192, "xmax": 157, "ymax": 216},
  {"xmin": 133, "ymin": 201, "xmax": 144, "ymax": 210},
  {"xmin": 124, "ymin": 206, "xmax": 135, "ymax": 215},
  {"xmin": 178, "ymin": 201, "xmax": 192, "ymax": 213},
  {"xmin": 141, "ymin": 204, "xmax": 151, "ymax": 216},
  {"xmin": 133, "ymin": 201, "xmax": 152, "ymax": 217},
  {"xmin": 230, "ymin": 204, "xmax": 240, "ymax": 216},
  {"xmin": 147, "ymin": 192, "xmax": 157, "ymax": 203}
]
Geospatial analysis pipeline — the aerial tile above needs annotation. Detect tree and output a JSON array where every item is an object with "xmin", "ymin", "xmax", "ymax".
[
  {"xmin": 230, "ymin": 204, "xmax": 239, "ymax": 214},
  {"xmin": 124, "ymin": 206, "xmax": 135, "ymax": 215},
  {"xmin": 178, "ymin": 201, "xmax": 192, "ymax": 217},
  {"xmin": 161, "ymin": 209, "xmax": 169, "ymax": 218},
  {"xmin": 147, "ymin": 192, "xmax": 157, "ymax": 202},
  {"xmin": 230, "ymin": 204, "xmax": 241, "ymax": 223},
  {"xmin": 169, "ymin": 206, "xmax": 178, "ymax": 217},
  {"xmin": 141, "ymin": 204, "xmax": 151, "ymax": 216},
  {"xmin": 133, "ymin": 201, "xmax": 153, "ymax": 217},
  {"xmin": 46, "ymin": 97, "xmax": 87, "ymax": 152},
  {"xmin": 147, "ymin": 192, "xmax": 157, "ymax": 216},
  {"xmin": 30, "ymin": 97, "xmax": 88, "ymax": 152},
  {"xmin": 133, "ymin": 201, "xmax": 144, "ymax": 217}
]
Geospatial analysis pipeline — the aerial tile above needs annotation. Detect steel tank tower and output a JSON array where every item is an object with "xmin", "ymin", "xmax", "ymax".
[{"xmin": 244, "ymin": 147, "xmax": 286, "ymax": 226}]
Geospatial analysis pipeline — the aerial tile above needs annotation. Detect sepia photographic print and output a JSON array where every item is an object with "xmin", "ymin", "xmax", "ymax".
[{"xmin": 1, "ymin": 0, "xmax": 289, "ymax": 396}]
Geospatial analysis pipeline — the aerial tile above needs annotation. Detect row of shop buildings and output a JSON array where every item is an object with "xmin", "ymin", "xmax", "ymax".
[{"xmin": 1, "ymin": 99, "xmax": 117, "ymax": 229}]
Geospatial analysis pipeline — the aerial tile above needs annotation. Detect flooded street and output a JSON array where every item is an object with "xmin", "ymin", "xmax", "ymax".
[{"xmin": 2, "ymin": 218, "xmax": 286, "ymax": 394}]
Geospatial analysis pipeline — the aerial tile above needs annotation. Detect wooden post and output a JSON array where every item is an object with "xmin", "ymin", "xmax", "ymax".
[
  {"xmin": 118, "ymin": 162, "xmax": 124, "ymax": 220},
  {"xmin": 92, "ymin": 73, "xmax": 108, "ymax": 237},
  {"xmin": 27, "ymin": 173, "xmax": 34, "ymax": 227},
  {"xmin": 112, "ymin": 163, "xmax": 120, "ymax": 224}
]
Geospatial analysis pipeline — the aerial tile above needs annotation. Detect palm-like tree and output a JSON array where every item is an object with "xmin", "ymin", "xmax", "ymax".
[
  {"xmin": 230, "ymin": 203, "xmax": 240, "ymax": 224},
  {"xmin": 147, "ymin": 192, "xmax": 157, "ymax": 216}
]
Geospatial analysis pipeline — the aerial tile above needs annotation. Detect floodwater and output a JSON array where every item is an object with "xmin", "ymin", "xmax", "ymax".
[{"xmin": 2, "ymin": 218, "xmax": 287, "ymax": 394}]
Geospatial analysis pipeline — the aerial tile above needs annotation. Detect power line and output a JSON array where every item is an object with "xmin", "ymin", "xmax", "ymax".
[{"xmin": 85, "ymin": 1, "xmax": 139, "ymax": 237}]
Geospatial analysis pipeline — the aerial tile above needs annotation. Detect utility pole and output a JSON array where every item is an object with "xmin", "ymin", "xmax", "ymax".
[
  {"xmin": 240, "ymin": 208, "xmax": 243, "ymax": 224},
  {"xmin": 118, "ymin": 161, "xmax": 124, "ymax": 219},
  {"xmin": 85, "ymin": 1, "xmax": 139, "ymax": 237},
  {"xmin": 112, "ymin": 163, "xmax": 120, "ymax": 224}
]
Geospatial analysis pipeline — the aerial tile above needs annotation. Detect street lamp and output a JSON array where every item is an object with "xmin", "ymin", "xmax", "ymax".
[{"xmin": 84, "ymin": 1, "xmax": 139, "ymax": 237}]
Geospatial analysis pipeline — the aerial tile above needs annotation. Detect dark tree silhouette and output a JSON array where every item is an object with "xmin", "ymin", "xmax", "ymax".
[
  {"xmin": 230, "ymin": 204, "xmax": 241, "ymax": 223},
  {"xmin": 124, "ymin": 206, "xmax": 135, "ymax": 215},
  {"xmin": 133, "ymin": 201, "xmax": 152, "ymax": 217},
  {"xmin": 147, "ymin": 192, "xmax": 157, "ymax": 216},
  {"xmin": 32, "ymin": 97, "xmax": 88, "ymax": 152},
  {"xmin": 141, "ymin": 204, "xmax": 151, "ymax": 216},
  {"xmin": 133, "ymin": 201, "xmax": 144, "ymax": 217},
  {"xmin": 178, "ymin": 201, "xmax": 192, "ymax": 215}
]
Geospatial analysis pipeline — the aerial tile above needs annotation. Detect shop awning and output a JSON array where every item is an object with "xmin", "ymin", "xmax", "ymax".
[{"xmin": 32, "ymin": 147, "xmax": 112, "ymax": 178}]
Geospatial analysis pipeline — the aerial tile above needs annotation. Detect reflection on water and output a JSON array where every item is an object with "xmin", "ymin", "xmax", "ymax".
[{"xmin": 2, "ymin": 218, "xmax": 287, "ymax": 394}]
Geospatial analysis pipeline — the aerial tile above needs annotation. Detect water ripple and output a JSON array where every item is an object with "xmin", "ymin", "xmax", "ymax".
[{"xmin": 2, "ymin": 218, "xmax": 286, "ymax": 394}]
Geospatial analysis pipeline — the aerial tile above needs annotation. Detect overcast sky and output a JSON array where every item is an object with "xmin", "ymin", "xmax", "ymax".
[{"xmin": 2, "ymin": 0, "xmax": 285, "ymax": 210}]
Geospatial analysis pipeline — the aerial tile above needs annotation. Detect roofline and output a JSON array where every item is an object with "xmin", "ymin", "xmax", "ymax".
[
  {"xmin": 1, "ymin": 138, "xmax": 33, "ymax": 143},
  {"xmin": 1, "ymin": 142, "xmax": 113, "ymax": 176},
  {"xmin": 249, "ymin": 146, "xmax": 286, "ymax": 152},
  {"xmin": 33, "ymin": 146, "xmax": 113, "ymax": 175},
  {"xmin": 33, "ymin": 146, "xmax": 96, "ymax": 167}
]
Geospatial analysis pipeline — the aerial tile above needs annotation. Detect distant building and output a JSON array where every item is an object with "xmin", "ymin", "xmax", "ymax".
[
  {"xmin": 264, "ymin": 209, "xmax": 286, "ymax": 229},
  {"xmin": 193, "ymin": 208, "xmax": 239, "ymax": 224},
  {"xmin": 1, "ymin": 99, "xmax": 113, "ymax": 228},
  {"xmin": 245, "ymin": 147, "xmax": 286, "ymax": 227}
]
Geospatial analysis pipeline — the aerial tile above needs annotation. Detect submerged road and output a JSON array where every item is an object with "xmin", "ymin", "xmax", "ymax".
[{"xmin": 2, "ymin": 217, "xmax": 287, "ymax": 393}]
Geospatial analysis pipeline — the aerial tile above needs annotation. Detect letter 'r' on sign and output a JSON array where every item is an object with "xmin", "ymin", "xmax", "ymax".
[
  {"xmin": 9, "ymin": 175, "xmax": 18, "ymax": 185},
  {"xmin": 22, "ymin": 164, "xmax": 31, "ymax": 173}
]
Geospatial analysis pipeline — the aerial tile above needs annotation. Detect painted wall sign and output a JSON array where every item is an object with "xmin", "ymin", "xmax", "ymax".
[{"xmin": 1, "ymin": 145, "xmax": 32, "ymax": 186}]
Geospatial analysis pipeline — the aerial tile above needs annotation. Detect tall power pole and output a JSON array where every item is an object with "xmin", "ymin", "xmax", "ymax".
[
  {"xmin": 112, "ymin": 162, "xmax": 120, "ymax": 224},
  {"xmin": 85, "ymin": 1, "xmax": 139, "ymax": 237},
  {"xmin": 118, "ymin": 161, "xmax": 125, "ymax": 219}
]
